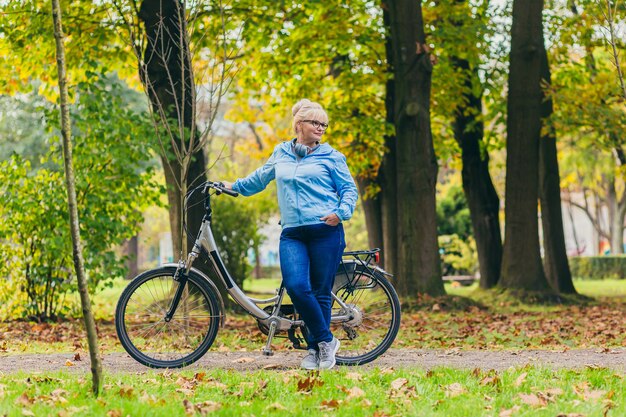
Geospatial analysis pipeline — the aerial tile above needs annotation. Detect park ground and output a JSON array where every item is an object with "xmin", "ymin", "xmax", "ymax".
[{"xmin": 0, "ymin": 279, "xmax": 624, "ymax": 416}]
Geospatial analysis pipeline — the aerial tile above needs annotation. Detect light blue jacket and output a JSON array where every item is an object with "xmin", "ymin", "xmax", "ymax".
[{"xmin": 233, "ymin": 141, "xmax": 358, "ymax": 229}]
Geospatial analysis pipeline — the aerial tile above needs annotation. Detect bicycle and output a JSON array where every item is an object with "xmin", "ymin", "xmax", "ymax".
[{"xmin": 115, "ymin": 181, "xmax": 401, "ymax": 368}]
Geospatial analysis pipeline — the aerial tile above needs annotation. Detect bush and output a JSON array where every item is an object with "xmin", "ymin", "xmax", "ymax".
[
  {"xmin": 438, "ymin": 234, "xmax": 478, "ymax": 276},
  {"xmin": 0, "ymin": 76, "xmax": 161, "ymax": 320},
  {"xmin": 210, "ymin": 194, "xmax": 269, "ymax": 288},
  {"xmin": 569, "ymin": 256, "xmax": 626, "ymax": 279}
]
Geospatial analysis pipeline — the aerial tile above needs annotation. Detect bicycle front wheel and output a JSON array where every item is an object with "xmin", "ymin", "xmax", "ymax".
[
  {"xmin": 332, "ymin": 266, "xmax": 401, "ymax": 366},
  {"xmin": 115, "ymin": 266, "xmax": 222, "ymax": 368}
]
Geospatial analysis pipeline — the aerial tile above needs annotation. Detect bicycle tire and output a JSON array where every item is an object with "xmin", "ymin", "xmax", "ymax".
[
  {"xmin": 115, "ymin": 266, "xmax": 222, "ymax": 368},
  {"xmin": 332, "ymin": 266, "xmax": 401, "ymax": 366}
]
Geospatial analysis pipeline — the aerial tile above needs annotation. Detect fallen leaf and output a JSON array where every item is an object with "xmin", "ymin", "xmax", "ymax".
[
  {"xmin": 345, "ymin": 372, "xmax": 362, "ymax": 381},
  {"xmin": 21, "ymin": 410, "xmax": 35, "ymax": 417},
  {"xmin": 584, "ymin": 389, "xmax": 607, "ymax": 400},
  {"xmin": 73, "ymin": 353, "xmax": 81, "ymax": 361},
  {"xmin": 444, "ymin": 383, "xmax": 466, "ymax": 398},
  {"xmin": 297, "ymin": 375, "xmax": 324, "ymax": 392},
  {"xmin": 390, "ymin": 378, "xmax": 408, "ymax": 390},
  {"xmin": 518, "ymin": 393, "xmax": 546, "ymax": 407},
  {"xmin": 232, "ymin": 357, "xmax": 255, "ymax": 364},
  {"xmin": 106, "ymin": 411, "xmax": 122, "ymax": 417},
  {"xmin": 514, "ymin": 372, "xmax": 527, "ymax": 387},
  {"xmin": 499, "ymin": 405, "xmax": 521, "ymax": 417},
  {"xmin": 64, "ymin": 360, "xmax": 74, "ymax": 367},
  {"xmin": 118, "ymin": 386, "xmax": 134, "ymax": 399},
  {"xmin": 346, "ymin": 386, "xmax": 365, "ymax": 399},
  {"xmin": 480, "ymin": 375, "xmax": 500, "ymax": 386},
  {"xmin": 194, "ymin": 400, "xmax": 222, "ymax": 414},
  {"xmin": 15, "ymin": 392, "xmax": 34, "ymax": 406},
  {"xmin": 320, "ymin": 399, "xmax": 341, "ymax": 410}
]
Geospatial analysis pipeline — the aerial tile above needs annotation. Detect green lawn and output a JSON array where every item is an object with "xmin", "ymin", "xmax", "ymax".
[
  {"xmin": 445, "ymin": 278, "xmax": 626, "ymax": 300},
  {"xmin": 0, "ymin": 367, "xmax": 622, "ymax": 417}
]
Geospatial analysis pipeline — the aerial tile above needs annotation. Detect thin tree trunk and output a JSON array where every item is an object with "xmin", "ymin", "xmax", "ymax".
[
  {"xmin": 607, "ymin": 177, "xmax": 626, "ymax": 254},
  {"xmin": 51, "ymin": 0, "xmax": 102, "ymax": 396},
  {"xmin": 538, "ymin": 50, "xmax": 576, "ymax": 294},
  {"xmin": 385, "ymin": 0, "xmax": 443, "ymax": 296},
  {"xmin": 139, "ymin": 1, "xmax": 226, "ymax": 303},
  {"xmin": 500, "ymin": 0, "xmax": 550, "ymax": 291},
  {"xmin": 125, "ymin": 235, "xmax": 139, "ymax": 279},
  {"xmin": 452, "ymin": 57, "xmax": 502, "ymax": 289}
]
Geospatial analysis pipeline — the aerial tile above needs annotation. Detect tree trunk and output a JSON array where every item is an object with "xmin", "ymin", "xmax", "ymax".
[
  {"xmin": 356, "ymin": 176, "xmax": 383, "ymax": 254},
  {"xmin": 125, "ymin": 235, "xmax": 139, "ymax": 280},
  {"xmin": 500, "ymin": 0, "xmax": 550, "ymax": 291},
  {"xmin": 452, "ymin": 57, "xmax": 502, "ymax": 289},
  {"xmin": 607, "ymin": 178, "xmax": 626, "ymax": 254},
  {"xmin": 379, "ymin": 6, "xmax": 398, "ymax": 274},
  {"xmin": 385, "ymin": 0, "xmax": 443, "ymax": 296},
  {"xmin": 51, "ymin": 0, "xmax": 102, "ymax": 396},
  {"xmin": 139, "ymin": 1, "xmax": 227, "ymax": 303},
  {"xmin": 538, "ymin": 49, "xmax": 576, "ymax": 294}
]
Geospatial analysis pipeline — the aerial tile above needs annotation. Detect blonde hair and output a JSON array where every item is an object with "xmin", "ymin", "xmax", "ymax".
[{"xmin": 291, "ymin": 99, "xmax": 328, "ymax": 134}]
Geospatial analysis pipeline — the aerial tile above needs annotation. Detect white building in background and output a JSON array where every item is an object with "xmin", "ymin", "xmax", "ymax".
[
  {"xmin": 256, "ymin": 216, "xmax": 282, "ymax": 266},
  {"xmin": 560, "ymin": 191, "xmax": 625, "ymax": 256},
  {"xmin": 159, "ymin": 232, "xmax": 174, "ymax": 264}
]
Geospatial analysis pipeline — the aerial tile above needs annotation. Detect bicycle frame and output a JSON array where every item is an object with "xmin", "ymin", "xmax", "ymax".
[{"xmin": 172, "ymin": 182, "xmax": 391, "ymax": 355}]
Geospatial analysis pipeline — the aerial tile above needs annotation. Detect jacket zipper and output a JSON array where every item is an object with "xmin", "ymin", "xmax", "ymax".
[{"xmin": 293, "ymin": 154, "xmax": 302, "ymax": 224}]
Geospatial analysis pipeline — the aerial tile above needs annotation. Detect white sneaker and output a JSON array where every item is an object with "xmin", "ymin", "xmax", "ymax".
[
  {"xmin": 300, "ymin": 349, "xmax": 319, "ymax": 370},
  {"xmin": 318, "ymin": 337, "xmax": 340, "ymax": 370}
]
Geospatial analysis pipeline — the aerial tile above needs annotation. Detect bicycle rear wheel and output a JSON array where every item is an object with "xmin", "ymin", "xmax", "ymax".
[
  {"xmin": 332, "ymin": 266, "xmax": 400, "ymax": 365},
  {"xmin": 115, "ymin": 266, "xmax": 222, "ymax": 368}
]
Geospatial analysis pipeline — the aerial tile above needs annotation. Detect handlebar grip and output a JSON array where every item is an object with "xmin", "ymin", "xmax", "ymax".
[
  {"xmin": 220, "ymin": 187, "xmax": 239, "ymax": 197},
  {"xmin": 213, "ymin": 182, "xmax": 239, "ymax": 197}
]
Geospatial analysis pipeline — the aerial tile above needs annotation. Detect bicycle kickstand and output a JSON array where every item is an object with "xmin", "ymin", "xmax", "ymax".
[{"xmin": 262, "ymin": 320, "xmax": 278, "ymax": 356}]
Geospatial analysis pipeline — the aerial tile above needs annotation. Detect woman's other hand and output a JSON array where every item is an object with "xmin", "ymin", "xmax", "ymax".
[{"xmin": 320, "ymin": 213, "xmax": 340, "ymax": 226}]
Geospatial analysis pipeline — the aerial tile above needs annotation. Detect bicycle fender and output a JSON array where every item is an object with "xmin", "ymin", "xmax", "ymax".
[
  {"xmin": 373, "ymin": 265, "xmax": 394, "ymax": 278},
  {"xmin": 343, "ymin": 259, "xmax": 394, "ymax": 279},
  {"xmin": 162, "ymin": 263, "xmax": 226, "ymax": 328}
]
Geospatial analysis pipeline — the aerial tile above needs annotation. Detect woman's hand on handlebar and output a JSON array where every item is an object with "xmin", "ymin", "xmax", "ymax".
[{"xmin": 221, "ymin": 181, "xmax": 233, "ymax": 190}]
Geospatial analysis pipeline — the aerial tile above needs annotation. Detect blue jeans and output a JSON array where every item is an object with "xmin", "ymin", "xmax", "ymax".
[{"xmin": 279, "ymin": 223, "xmax": 346, "ymax": 350}]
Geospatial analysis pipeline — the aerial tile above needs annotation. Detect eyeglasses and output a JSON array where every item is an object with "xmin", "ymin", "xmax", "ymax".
[{"xmin": 302, "ymin": 120, "xmax": 329, "ymax": 130}]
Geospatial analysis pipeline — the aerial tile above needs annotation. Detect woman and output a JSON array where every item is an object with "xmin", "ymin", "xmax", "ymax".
[{"xmin": 224, "ymin": 99, "xmax": 358, "ymax": 370}]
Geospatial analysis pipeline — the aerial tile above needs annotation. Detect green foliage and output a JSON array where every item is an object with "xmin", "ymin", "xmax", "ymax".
[
  {"xmin": 569, "ymin": 256, "xmax": 626, "ymax": 280},
  {"xmin": 436, "ymin": 179, "xmax": 477, "ymax": 275},
  {"xmin": 210, "ymin": 194, "xmax": 267, "ymax": 287},
  {"xmin": 0, "ymin": 75, "xmax": 161, "ymax": 320},
  {"xmin": 0, "ymin": 85, "xmax": 52, "ymax": 168},
  {"xmin": 438, "ymin": 234, "xmax": 478, "ymax": 276},
  {"xmin": 437, "ymin": 182, "xmax": 472, "ymax": 239},
  {"xmin": 0, "ymin": 1, "xmax": 135, "ymax": 97}
]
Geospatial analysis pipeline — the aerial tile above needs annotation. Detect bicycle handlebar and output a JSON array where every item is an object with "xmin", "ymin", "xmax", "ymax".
[{"xmin": 206, "ymin": 181, "xmax": 239, "ymax": 198}]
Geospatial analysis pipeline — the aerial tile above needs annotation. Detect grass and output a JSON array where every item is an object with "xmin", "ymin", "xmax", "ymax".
[
  {"xmin": 445, "ymin": 278, "xmax": 626, "ymax": 300},
  {"xmin": 0, "ymin": 366, "xmax": 622, "ymax": 416}
]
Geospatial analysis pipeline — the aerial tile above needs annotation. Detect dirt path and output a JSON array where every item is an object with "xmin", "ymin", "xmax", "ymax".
[{"xmin": 0, "ymin": 348, "xmax": 624, "ymax": 374}]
